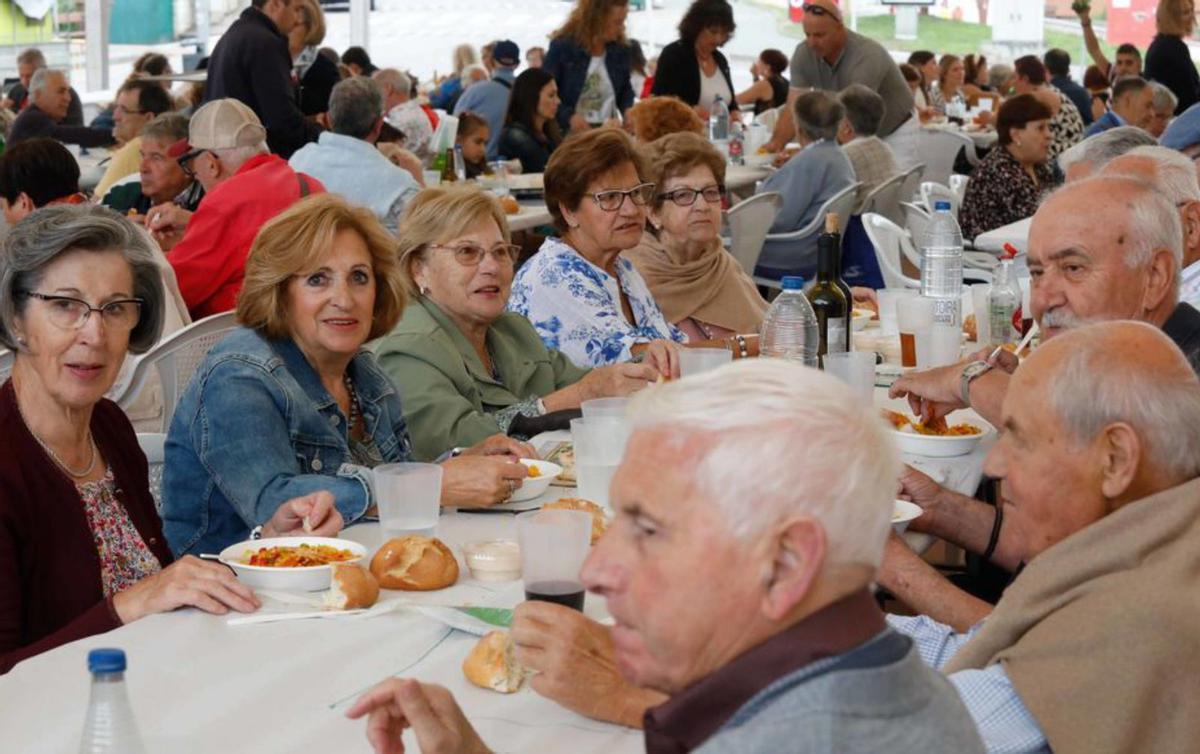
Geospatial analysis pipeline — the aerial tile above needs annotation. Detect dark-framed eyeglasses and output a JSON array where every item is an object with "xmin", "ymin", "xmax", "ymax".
[
  {"xmin": 18, "ymin": 290, "xmax": 144, "ymax": 332},
  {"xmin": 589, "ymin": 182, "xmax": 657, "ymax": 211},
  {"xmin": 428, "ymin": 242, "xmax": 522, "ymax": 267},
  {"xmin": 658, "ymin": 184, "xmax": 725, "ymax": 207},
  {"xmin": 176, "ymin": 148, "xmax": 211, "ymax": 178}
]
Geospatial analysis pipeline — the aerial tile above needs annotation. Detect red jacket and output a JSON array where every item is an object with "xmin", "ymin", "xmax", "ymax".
[
  {"xmin": 168, "ymin": 154, "xmax": 324, "ymax": 319},
  {"xmin": 0, "ymin": 382, "xmax": 172, "ymax": 675}
]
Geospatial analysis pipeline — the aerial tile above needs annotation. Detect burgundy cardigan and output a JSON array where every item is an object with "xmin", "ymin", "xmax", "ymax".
[{"xmin": 0, "ymin": 380, "xmax": 172, "ymax": 675}]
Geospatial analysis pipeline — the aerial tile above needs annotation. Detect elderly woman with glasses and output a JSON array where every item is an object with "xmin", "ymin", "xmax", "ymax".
[
  {"xmin": 162, "ymin": 195, "xmax": 532, "ymax": 557},
  {"xmin": 0, "ymin": 205, "xmax": 335, "ymax": 674},
  {"xmin": 626, "ymin": 132, "xmax": 766, "ymax": 342},
  {"xmin": 509, "ymin": 127, "xmax": 685, "ymax": 369},
  {"xmin": 373, "ymin": 186, "xmax": 665, "ymax": 460}
]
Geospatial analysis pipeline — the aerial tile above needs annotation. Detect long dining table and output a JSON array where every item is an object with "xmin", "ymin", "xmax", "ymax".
[{"xmin": 0, "ymin": 394, "xmax": 992, "ymax": 753}]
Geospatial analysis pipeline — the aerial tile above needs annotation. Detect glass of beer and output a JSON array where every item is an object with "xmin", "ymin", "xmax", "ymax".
[{"xmin": 896, "ymin": 296, "xmax": 935, "ymax": 368}]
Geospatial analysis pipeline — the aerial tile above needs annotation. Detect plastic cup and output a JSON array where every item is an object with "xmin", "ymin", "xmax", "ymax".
[
  {"xmin": 423, "ymin": 170, "xmax": 441, "ymax": 187},
  {"xmin": 571, "ymin": 417, "xmax": 627, "ymax": 509},
  {"xmin": 372, "ymin": 463, "xmax": 442, "ymax": 539},
  {"xmin": 518, "ymin": 509, "xmax": 592, "ymax": 611},
  {"xmin": 823, "ymin": 351, "xmax": 876, "ymax": 403},
  {"xmin": 678, "ymin": 347, "xmax": 732, "ymax": 377},
  {"xmin": 580, "ymin": 397, "xmax": 630, "ymax": 421},
  {"xmin": 917, "ymin": 323, "xmax": 962, "ymax": 368},
  {"xmin": 486, "ymin": 161, "xmax": 510, "ymax": 197},
  {"xmin": 971, "ymin": 284, "xmax": 992, "ymax": 345},
  {"xmin": 878, "ymin": 289, "xmax": 916, "ymax": 335},
  {"xmin": 896, "ymin": 296, "xmax": 935, "ymax": 368}
]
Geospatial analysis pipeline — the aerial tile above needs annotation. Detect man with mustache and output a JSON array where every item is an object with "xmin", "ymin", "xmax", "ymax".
[{"xmin": 880, "ymin": 174, "xmax": 1200, "ymax": 632}]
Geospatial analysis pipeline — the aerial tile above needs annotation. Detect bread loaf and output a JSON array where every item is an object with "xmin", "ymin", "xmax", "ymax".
[
  {"xmin": 370, "ymin": 536, "xmax": 459, "ymax": 591},
  {"xmin": 462, "ymin": 630, "xmax": 525, "ymax": 693},
  {"xmin": 543, "ymin": 498, "xmax": 609, "ymax": 543},
  {"xmin": 326, "ymin": 563, "xmax": 380, "ymax": 609}
]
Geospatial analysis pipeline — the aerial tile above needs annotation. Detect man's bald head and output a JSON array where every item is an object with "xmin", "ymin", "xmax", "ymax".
[
  {"xmin": 1028, "ymin": 175, "xmax": 1181, "ymax": 339},
  {"xmin": 802, "ymin": 0, "xmax": 847, "ymax": 63}
]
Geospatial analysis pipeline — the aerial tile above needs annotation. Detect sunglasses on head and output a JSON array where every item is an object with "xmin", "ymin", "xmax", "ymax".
[{"xmin": 802, "ymin": 4, "xmax": 831, "ymax": 16}]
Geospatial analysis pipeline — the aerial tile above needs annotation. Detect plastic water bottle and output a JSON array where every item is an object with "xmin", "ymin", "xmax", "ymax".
[
  {"xmin": 453, "ymin": 144, "xmax": 466, "ymax": 182},
  {"xmin": 760, "ymin": 276, "xmax": 819, "ymax": 367},
  {"xmin": 708, "ymin": 95, "xmax": 730, "ymax": 142},
  {"xmin": 988, "ymin": 250, "xmax": 1023, "ymax": 348},
  {"xmin": 79, "ymin": 648, "xmax": 147, "ymax": 754},
  {"xmin": 921, "ymin": 201, "xmax": 964, "ymax": 328}
]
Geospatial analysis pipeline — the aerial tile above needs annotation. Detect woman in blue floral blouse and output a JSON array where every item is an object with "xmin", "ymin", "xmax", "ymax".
[{"xmin": 509, "ymin": 127, "xmax": 687, "ymax": 368}]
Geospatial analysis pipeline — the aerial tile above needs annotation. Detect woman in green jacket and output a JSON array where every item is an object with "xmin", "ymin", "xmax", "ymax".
[{"xmin": 372, "ymin": 186, "xmax": 678, "ymax": 461}]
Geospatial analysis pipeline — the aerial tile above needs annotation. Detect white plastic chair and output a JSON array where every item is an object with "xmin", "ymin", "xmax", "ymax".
[
  {"xmin": 899, "ymin": 201, "xmax": 994, "ymax": 283},
  {"xmin": 754, "ymin": 182, "xmax": 861, "ymax": 289},
  {"xmin": 915, "ymin": 129, "xmax": 976, "ymax": 187},
  {"xmin": 949, "ymin": 174, "xmax": 970, "ymax": 207},
  {"xmin": 115, "ymin": 311, "xmax": 239, "ymax": 432},
  {"xmin": 862, "ymin": 213, "xmax": 921, "ymax": 290},
  {"xmin": 920, "ymin": 181, "xmax": 960, "ymax": 218},
  {"xmin": 725, "ymin": 191, "xmax": 782, "ymax": 277},
  {"xmin": 0, "ymin": 349, "xmax": 12, "ymax": 385},
  {"xmin": 137, "ymin": 432, "xmax": 167, "ymax": 511},
  {"xmin": 898, "ymin": 162, "xmax": 926, "ymax": 207},
  {"xmin": 858, "ymin": 172, "xmax": 906, "ymax": 221},
  {"xmin": 754, "ymin": 105, "xmax": 783, "ymax": 131}
]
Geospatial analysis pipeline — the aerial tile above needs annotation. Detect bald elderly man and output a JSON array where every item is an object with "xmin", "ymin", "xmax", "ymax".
[
  {"xmin": 880, "ymin": 175, "xmax": 1200, "ymax": 633},
  {"xmin": 346, "ymin": 361, "xmax": 984, "ymax": 753},
  {"xmin": 1100, "ymin": 145, "xmax": 1200, "ymax": 311},
  {"xmin": 889, "ymin": 321, "xmax": 1200, "ymax": 753}
]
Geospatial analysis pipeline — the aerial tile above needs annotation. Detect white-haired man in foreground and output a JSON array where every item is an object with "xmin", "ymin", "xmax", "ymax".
[{"xmin": 346, "ymin": 360, "xmax": 984, "ymax": 754}]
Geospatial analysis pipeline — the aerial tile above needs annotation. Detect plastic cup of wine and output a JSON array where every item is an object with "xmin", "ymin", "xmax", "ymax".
[{"xmin": 518, "ymin": 508, "xmax": 593, "ymax": 611}]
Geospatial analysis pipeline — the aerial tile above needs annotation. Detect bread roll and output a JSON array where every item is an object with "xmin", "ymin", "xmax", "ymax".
[
  {"xmin": 462, "ymin": 630, "xmax": 525, "ymax": 693},
  {"xmin": 543, "ymin": 498, "xmax": 609, "ymax": 544},
  {"xmin": 500, "ymin": 195, "xmax": 520, "ymax": 215},
  {"xmin": 326, "ymin": 563, "xmax": 380, "ymax": 609},
  {"xmin": 370, "ymin": 536, "xmax": 459, "ymax": 590}
]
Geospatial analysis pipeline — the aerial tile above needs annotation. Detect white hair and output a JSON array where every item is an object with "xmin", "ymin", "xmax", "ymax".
[
  {"xmin": 212, "ymin": 143, "xmax": 268, "ymax": 174},
  {"xmin": 627, "ymin": 359, "xmax": 900, "ymax": 570},
  {"xmin": 373, "ymin": 68, "xmax": 411, "ymax": 97},
  {"xmin": 1046, "ymin": 322, "xmax": 1200, "ymax": 480},
  {"xmin": 1150, "ymin": 81, "xmax": 1179, "ymax": 113},
  {"xmin": 28, "ymin": 67, "xmax": 63, "ymax": 98},
  {"xmin": 1058, "ymin": 126, "xmax": 1159, "ymax": 176},
  {"xmin": 1123, "ymin": 145, "xmax": 1200, "ymax": 203},
  {"xmin": 1050, "ymin": 174, "xmax": 1182, "ymax": 269}
]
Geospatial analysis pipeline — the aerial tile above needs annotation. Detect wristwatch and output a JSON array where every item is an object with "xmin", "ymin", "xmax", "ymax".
[{"xmin": 960, "ymin": 360, "xmax": 993, "ymax": 407}]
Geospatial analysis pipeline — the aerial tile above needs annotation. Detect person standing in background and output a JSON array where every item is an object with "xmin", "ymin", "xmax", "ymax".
[
  {"xmin": 543, "ymin": 0, "xmax": 635, "ymax": 133},
  {"xmin": 1144, "ymin": 0, "xmax": 1200, "ymax": 114},
  {"xmin": 650, "ymin": 0, "xmax": 739, "ymax": 118}
]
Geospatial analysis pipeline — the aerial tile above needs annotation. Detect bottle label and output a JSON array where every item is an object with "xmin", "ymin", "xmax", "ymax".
[
  {"xmin": 930, "ymin": 297, "xmax": 960, "ymax": 327},
  {"xmin": 826, "ymin": 318, "xmax": 847, "ymax": 353},
  {"xmin": 989, "ymin": 302, "xmax": 1019, "ymax": 344}
]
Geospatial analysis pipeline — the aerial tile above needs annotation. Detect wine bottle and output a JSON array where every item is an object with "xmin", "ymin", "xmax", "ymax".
[
  {"xmin": 806, "ymin": 213, "xmax": 850, "ymax": 365},
  {"xmin": 440, "ymin": 147, "xmax": 457, "ymax": 183}
]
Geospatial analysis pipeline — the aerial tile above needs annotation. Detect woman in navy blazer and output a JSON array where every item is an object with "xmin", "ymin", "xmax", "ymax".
[
  {"xmin": 650, "ymin": 0, "xmax": 740, "ymax": 117},
  {"xmin": 544, "ymin": 0, "xmax": 635, "ymax": 133}
]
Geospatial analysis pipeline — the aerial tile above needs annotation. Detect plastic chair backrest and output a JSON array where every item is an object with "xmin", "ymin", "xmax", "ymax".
[
  {"xmin": 899, "ymin": 162, "xmax": 926, "ymax": 207},
  {"xmin": 901, "ymin": 201, "xmax": 931, "ymax": 270},
  {"xmin": 949, "ymin": 174, "xmax": 970, "ymax": 206},
  {"xmin": 755, "ymin": 105, "xmax": 782, "ymax": 131},
  {"xmin": 726, "ymin": 191, "xmax": 782, "ymax": 276},
  {"xmin": 116, "ymin": 311, "xmax": 239, "ymax": 432},
  {"xmin": 859, "ymin": 172, "xmax": 907, "ymax": 222},
  {"xmin": 0, "ymin": 349, "xmax": 12, "ymax": 385},
  {"xmin": 920, "ymin": 181, "xmax": 960, "ymax": 218},
  {"xmin": 137, "ymin": 432, "xmax": 167, "ymax": 511},
  {"xmin": 915, "ymin": 129, "xmax": 974, "ymax": 186},
  {"xmin": 862, "ymin": 213, "xmax": 921, "ymax": 290}
]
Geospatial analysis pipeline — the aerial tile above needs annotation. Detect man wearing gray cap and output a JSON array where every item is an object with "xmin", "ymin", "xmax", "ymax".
[
  {"xmin": 157, "ymin": 99, "xmax": 325, "ymax": 320},
  {"xmin": 453, "ymin": 39, "xmax": 520, "ymax": 161}
]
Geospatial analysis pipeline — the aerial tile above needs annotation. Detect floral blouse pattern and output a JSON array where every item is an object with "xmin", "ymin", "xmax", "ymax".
[
  {"xmin": 508, "ymin": 237, "xmax": 687, "ymax": 368},
  {"xmin": 959, "ymin": 146, "xmax": 1061, "ymax": 240},
  {"xmin": 1047, "ymin": 86, "xmax": 1085, "ymax": 161},
  {"xmin": 77, "ymin": 469, "xmax": 162, "ymax": 598}
]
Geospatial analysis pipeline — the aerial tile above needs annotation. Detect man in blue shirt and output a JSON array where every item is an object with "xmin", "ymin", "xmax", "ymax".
[
  {"xmin": 1085, "ymin": 75, "xmax": 1154, "ymax": 137},
  {"xmin": 453, "ymin": 39, "xmax": 519, "ymax": 161},
  {"xmin": 1043, "ymin": 48, "xmax": 1094, "ymax": 126}
]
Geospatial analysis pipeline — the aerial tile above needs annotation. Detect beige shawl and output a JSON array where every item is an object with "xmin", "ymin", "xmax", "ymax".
[
  {"xmin": 945, "ymin": 476, "xmax": 1200, "ymax": 754},
  {"xmin": 624, "ymin": 231, "xmax": 768, "ymax": 335}
]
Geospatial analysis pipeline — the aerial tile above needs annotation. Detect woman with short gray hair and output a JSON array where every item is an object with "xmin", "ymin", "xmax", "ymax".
[
  {"xmin": 0, "ymin": 205, "xmax": 321, "ymax": 674},
  {"xmin": 756, "ymin": 90, "xmax": 856, "ymax": 281}
]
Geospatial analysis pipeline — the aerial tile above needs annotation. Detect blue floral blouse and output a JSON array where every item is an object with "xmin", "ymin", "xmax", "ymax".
[{"xmin": 508, "ymin": 237, "xmax": 687, "ymax": 367}]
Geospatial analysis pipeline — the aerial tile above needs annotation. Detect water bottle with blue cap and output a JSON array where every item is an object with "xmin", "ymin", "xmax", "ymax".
[
  {"xmin": 79, "ymin": 648, "xmax": 147, "ymax": 754},
  {"xmin": 759, "ymin": 276, "xmax": 819, "ymax": 366}
]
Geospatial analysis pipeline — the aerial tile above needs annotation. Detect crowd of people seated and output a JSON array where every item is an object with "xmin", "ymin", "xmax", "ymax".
[{"xmin": 5, "ymin": 0, "xmax": 1200, "ymax": 751}]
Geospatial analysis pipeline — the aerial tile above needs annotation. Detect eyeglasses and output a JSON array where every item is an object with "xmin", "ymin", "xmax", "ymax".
[
  {"xmin": 19, "ymin": 291, "xmax": 144, "ymax": 332},
  {"xmin": 658, "ymin": 185, "xmax": 724, "ymax": 207},
  {"xmin": 428, "ymin": 242, "xmax": 522, "ymax": 267},
  {"xmin": 589, "ymin": 183, "xmax": 657, "ymax": 211},
  {"xmin": 176, "ymin": 148, "xmax": 211, "ymax": 178}
]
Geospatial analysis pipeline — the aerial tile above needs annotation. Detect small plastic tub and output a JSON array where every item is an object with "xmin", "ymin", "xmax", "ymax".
[{"xmin": 462, "ymin": 539, "xmax": 522, "ymax": 582}]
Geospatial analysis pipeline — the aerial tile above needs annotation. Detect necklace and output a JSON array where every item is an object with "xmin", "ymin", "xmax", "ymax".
[{"xmin": 15, "ymin": 396, "xmax": 98, "ymax": 479}]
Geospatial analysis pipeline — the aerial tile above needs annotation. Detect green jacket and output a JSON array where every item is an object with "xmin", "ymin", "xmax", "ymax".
[{"xmin": 372, "ymin": 297, "xmax": 590, "ymax": 461}]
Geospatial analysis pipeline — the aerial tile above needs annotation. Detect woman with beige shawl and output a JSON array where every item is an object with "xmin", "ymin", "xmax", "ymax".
[{"xmin": 627, "ymin": 132, "xmax": 768, "ymax": 341}]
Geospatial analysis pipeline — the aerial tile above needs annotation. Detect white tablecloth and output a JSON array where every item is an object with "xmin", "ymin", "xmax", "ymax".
[
  {"xmin": 0, "ymin": 409, "xmax": 989, "ymax": 753},
  {"xmin": 508, "ymin": 201, "xmax": 553, "ymax": 232},
  {"xmin": 920, "ymin": 123, "xmax": 998, "ymax": 150},
  {"xmin": 973, "ymin": 216, "xmax": 1032, "ymax": 254}
]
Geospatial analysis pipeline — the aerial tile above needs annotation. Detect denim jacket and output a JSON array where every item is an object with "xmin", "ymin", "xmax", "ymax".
[
  {"xmin": 162, "ymin": 327, "xmax": 412, "ymax": 556},
  {"xmin": 543, "ymin": 37, "xmax": 634, "ymax": 131}
]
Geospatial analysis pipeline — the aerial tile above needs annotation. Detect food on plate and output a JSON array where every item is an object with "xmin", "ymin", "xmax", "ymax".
[
  {"xmin": 370, "ymin": 536, "xmax": 460, "ymax": 590},
  {"xmin": 326, "ymin": 563, "xmax": 380, "ymax": 609},
  {"xmin": 463, "ymin": 630, "xmax": 526, "ymax": 693},
  {"xmin": 526, "ymin": 464, "xmax": 541, "ymax": 478},
  {"xmin": 881, "ymin": 409, "xmax": 982, "ymax": 437},
  {"xmin": 543, "ymin": 498, "xmax": 609, "ymax": 543},
  {"xmin": 499, "ymin": 195, "xmax": 521, "ymax": 214},
  {"xmin": 243, "ymin": 543, "xmax": 357, "ymax": 567},
  {"xmin": 463, "ymin": 539, "xmax": 522, "ymax": 581},
  {"xmin": 755, "ymin": 146, "xmax": 770, "ymax": 155}
]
